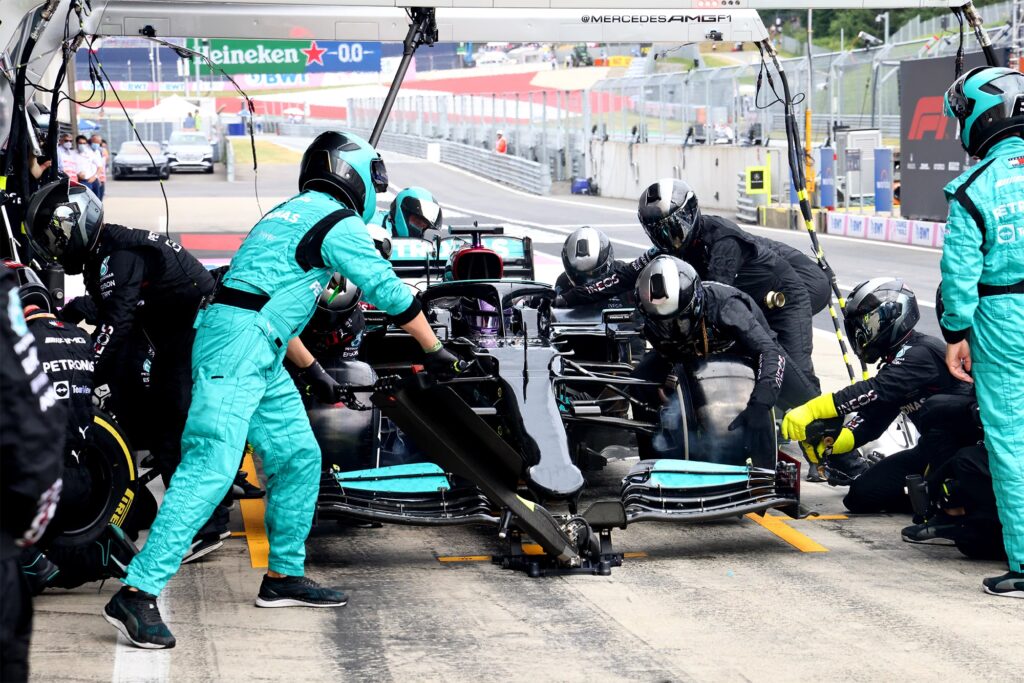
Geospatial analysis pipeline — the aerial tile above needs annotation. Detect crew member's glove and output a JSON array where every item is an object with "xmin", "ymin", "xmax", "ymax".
[
  {"xmin": 423, "ymin": 343, "xmax": 475, "ymax": 380},
  {"xmin": 728, "ymin": 400, "xmax": 771, "ymax": 432},
  {"xmin": 552, "ymin": 295, "xmax": 568, "ymax": 308},
  {"xmin": 781, "ymin": 394, "xmax": 838, "ymax": 442},
  {"xmin": 799, "ymin": 426, "xmax": 855, "ymax": 465},
  {"xmin": 59, "ymin": 296, "xmax": 98, "ymax": 325},
  {"xmin": 297, "ymin": 360, "xmax": 341, "ymax": 404}
]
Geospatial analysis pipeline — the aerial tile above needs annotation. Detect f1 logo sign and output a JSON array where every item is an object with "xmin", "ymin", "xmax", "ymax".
[{"xmin": 908, "ymin": 97, "xmax": 949, "ymax": 141}]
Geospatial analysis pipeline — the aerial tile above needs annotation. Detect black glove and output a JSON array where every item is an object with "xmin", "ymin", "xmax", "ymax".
[
  {"xmin": 729, "ymin": 401, "xmax": 774, "ymax": 456},
  {"xmin": 423, "ymin": 345, "xmax": 475, "ymax": 380},
  {"xmin": 59, "ymin": 296, "xmax": 98, "ymax": 325},
  {"xmin": 297, "ymin": 360, "xmax": 341, "ymax": 404},
  {"xmin": 728, "ymin": 401, "xmax": 771, "ymax": 432}
]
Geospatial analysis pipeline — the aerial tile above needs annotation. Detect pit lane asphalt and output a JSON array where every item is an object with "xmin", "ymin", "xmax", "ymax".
[{"xmin": 33, "ymin": 142, "xmax": 1021, "ymax": 682}]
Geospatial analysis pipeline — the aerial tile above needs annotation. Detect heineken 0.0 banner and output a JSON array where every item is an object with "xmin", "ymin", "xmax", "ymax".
[{"xmin": 193, "ymin": 39, "xmax": 381, "ymax": 75}]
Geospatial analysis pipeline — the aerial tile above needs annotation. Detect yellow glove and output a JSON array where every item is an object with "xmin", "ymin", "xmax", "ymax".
[
  {"xmin": 781, "ymin": 394, "xmax": 838, "ymax": 442},
  {"xmin": 799, "ymin": 427, "xmax": 855, "ymax": 464}
]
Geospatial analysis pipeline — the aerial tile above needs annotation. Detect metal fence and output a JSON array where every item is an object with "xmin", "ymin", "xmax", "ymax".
[{"xmin": 890, "ymin": 0, "xmax": 1011, "ymax": 43}]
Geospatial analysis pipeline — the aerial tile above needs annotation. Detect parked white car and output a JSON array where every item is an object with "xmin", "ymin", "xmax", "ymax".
[{"xmin": 164, "ymin": 131, "xmax": 215, "ymax": 173}]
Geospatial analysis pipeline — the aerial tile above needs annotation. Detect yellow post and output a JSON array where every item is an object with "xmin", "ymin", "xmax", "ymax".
[{"xmin": 805, "ymin": 107, "xmax": 815, "ymax": 195}]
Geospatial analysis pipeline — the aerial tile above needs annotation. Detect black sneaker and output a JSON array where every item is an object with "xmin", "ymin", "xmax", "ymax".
[
  {"xmin": 232, "ymin": 470, "xmax": 265, "ymax": 499},
  {"xmin": 982, "ymin": 570, "xmax": 1024, "ymax": 598},
  {"xmin": 20, "ymin": 549, "xmax": 60, "ymax": 595},
  {"xmin": 901, "ymin": 516, "xmax": 962, "ymax": 546},
  {"xmin": 103, "ymin": 587, "xmax": 176, "ymax": 649},
  {"xmin": 181, "ymin": 533, "xmax": 224, "ymax": 564},
  {"xmin": 255, "ymin": 575, "xmax": 348, "ymax": 608}
]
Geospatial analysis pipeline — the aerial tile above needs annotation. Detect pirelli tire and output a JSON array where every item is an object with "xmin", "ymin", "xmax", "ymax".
[{"xmin": 49, "ymin": 411, "xmax": 139, "ymax": 551}]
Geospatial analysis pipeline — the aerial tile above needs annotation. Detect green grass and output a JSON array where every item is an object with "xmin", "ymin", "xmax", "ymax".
[{"xmin": 230, "ymin": 138, "xmax": 301, "ymax": 166}]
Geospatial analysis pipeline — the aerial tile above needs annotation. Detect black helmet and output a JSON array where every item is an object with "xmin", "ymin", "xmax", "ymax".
[
  {"xmin": 635, "ymin": 255, "xmax": 705, "ymax": 342},
  {"xmin": 561, "ymin": 226, "xmax": 614, "ymax": 286},
  {"xmin": 309, "ymin": 275, "xmax": 362, "ymax": 332},
  {"xmin": 24, "ymin": 180, "xmax": 103, "ymax": 273},
  {"xmin": 945, "ymin": 67, "xmax": 1024, "ymax": 158},
  {"xmin": 298, "ymin": 131, "xmax": 388, "ymax": 223},
  {"xmin": 2, "ymin": 260, "xmax": 53, "ymax": 314},
  {"xmin": 844, "ymin": 278, "xmax": 920, "ymax": 363},
  {"xmin": 637, "ymin": 179, "xmax": 700, "ymax": 254}
]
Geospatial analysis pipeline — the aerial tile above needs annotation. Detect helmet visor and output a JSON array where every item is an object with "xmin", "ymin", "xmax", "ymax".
[
  {"xmin": 370, "ymin": 156, "xmax": 389, "ymax": 193},
  {"xmin": 644, "ymin": 201, "xmax": 697, "ymax": 252},
  {"xmin": 401, "ymin": 196, "xmax": 443, "ymax": 236}
]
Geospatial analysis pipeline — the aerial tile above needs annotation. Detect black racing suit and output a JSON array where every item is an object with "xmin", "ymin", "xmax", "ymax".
[
  {"xmin": 753, "ymin": 236, "xmax": 831, "ymax": 315},
  {"xmin": 633, "ymin": 282, "xmax": 819, "ymax": 413},
  {"xmin": 834, "ymin": 332, "xmax": 974, "ymax": 513},
  {"xmin": 633, "ymin": 282, "xmax": 822, "ymax": 460},
  {"xmin": 557, "ymin": 216, "xmax": 817, "ymax": 387},
  {"xmin": 1, "ymin": 270, "xmax": 64, "ymax": 683},
  {"xmin": 83, "ymin": 224, "xmax": 214, "ymax": 484}
]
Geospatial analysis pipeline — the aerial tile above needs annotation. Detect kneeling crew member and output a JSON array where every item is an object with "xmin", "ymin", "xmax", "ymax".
[{"xmin": 782, "ymin": 279, "xmax": 971, "ymax": 493}]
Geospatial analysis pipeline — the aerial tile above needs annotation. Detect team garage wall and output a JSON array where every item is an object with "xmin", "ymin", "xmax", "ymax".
[{"xmin": 586, "ymin": 141, "xmax": 782, "ymax": 213}]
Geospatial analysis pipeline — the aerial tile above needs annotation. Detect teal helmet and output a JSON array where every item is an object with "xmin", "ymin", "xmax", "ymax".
[
  {"xmin": 945, "ymin": 67, "xmax": 1024, "ymax": 158},
  {"xmin": 387, "ymin": 186, "xmax": 443, "ymax": 238},
  {"xmin": 298, "ymin": 131, "xmax": 388, "ymax": 222}
]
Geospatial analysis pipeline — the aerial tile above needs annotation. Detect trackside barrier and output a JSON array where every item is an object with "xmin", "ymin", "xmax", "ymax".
[
  {"xmin": 824, "ymin": 211, "xmax": 944, "ymax": 249},
  {"xmin": 277, "ymin": 123, "xmax": 551, "ymax": 195}
]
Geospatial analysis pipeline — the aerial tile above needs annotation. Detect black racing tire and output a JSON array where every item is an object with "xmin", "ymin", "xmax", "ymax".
[
  {"xmin": 204, "ymin": 165, "xmax": 215, "ymax": 174},
  {"xmin": 49, "ymin": 412, "xmax": 138, "ymax": 551}
]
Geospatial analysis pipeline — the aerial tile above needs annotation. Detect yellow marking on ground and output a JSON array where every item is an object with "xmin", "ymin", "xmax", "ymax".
[
  {"xmin": 239, "ymin": 453, "xmax": 269, "ymax": 568},
  {"xmin": 745, "ymin": 513, "xmax": 829, "ymax": 553},
  {"xmin": 437, "ymin": 555, "xmax": 492, "ymax": 563},
  {"xmin": 796, "ymin": 514, "xmax": 849, "ymax": 521},
  {"xmin": 622, "ymin": 551, "xmax": 648, "ymax": 559},
  {"xmin": 521, "ymin": 543, "xmax": 545, "ymax": 555},
  {"xmin": 230, "ymin": 531, "xmax": 248, "ymax": 538}
]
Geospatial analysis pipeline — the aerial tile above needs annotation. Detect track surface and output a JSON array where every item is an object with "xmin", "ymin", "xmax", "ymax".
[{"xmin": 30, "ymin": 141, "xmax": 1019, "ymax": 683}]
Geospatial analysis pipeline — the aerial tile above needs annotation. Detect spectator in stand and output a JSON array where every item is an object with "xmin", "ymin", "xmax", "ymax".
[
  {"xmin": 72, "ymin": 135, "xmax": 100, "ymax": 196},
  {"xmin": 495, "ymin": 130, "xmax": 507, "ymax": 154},
  {"xmin": 89, "ymin": 135, "xmax": 107, "ymax": 201}
]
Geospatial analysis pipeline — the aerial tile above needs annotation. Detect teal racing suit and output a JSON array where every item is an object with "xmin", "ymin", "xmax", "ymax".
[
  {"xmin": 125, "ymin": 190, "xmax": 418, "ymax": 594},
  {"xmin": 940, "ymin": 135, "xmax": 1024, "ymax": 574}
]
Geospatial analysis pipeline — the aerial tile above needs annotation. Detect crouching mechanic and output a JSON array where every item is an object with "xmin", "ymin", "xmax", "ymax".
[
  {"xmin": 24, "ymin": 180, "xmax": 230, "ymax": 560},
  {"xmin": 940, "ymin": 65, "xmax": 1024, "ymax": 597},
  {"xmin": 632, "ymin": 256, "xmax": 858, "ymax": 470},
  {"xmin": 2, "ymin": 263, "xmax": 136, "ymax": 593},
  {"xmin": 102, "ymin": 131, "xmax": 472, "ymax": 648},
  {"xmin": 557, "ymin": 180, "xmax": 818, "ymax": 387},
  {"xmin": 554, "ymin": 227, "xmax": 635, "ymax": 309},
  {"xmin": 782, "ymin": 279, "xmax": 971, "ymax": 493}
]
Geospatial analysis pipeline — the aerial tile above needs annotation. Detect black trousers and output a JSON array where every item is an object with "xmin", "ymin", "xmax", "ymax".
[
  {"xmin": 942, "ymin": 444, "xmax": 1006, "ymax": 561},
  {"xmin": 844, "ymin": 429, "xmax": 961, "ymax": 514},
  {"xmin": 0, "ymin": 558, "xmax": 31, "ymax": 683},
  {"xmin": 149, "ymin": 327, "xmax": 196, "ymax": 486},
  {"xmin": 764, "ymin": 291, "xmax": 819, "ymax": 392}
]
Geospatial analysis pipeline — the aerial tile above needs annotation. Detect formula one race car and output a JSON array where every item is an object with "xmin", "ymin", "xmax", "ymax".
[{"xmin": 309, "ymin": 227, "xmax": 802, "ymax": 574}]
